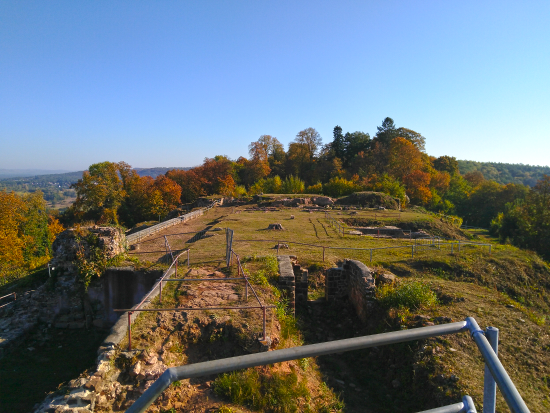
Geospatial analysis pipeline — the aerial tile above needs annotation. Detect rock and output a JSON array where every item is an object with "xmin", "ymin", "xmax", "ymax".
[
  {"xmin": 84, "ymin": 376, "xmax": 102, "ymax": 391},
  {"xmin": 290, "ymin": 215, "xmax": 295, "ymax": 219},
  {"xmin": 378, "ymin": 272, "xmax": 396, "ymax": 285},
  {"xmin": 267, "ymin": 223, "xmax": 284, "ymax": 230},
  {"xmin": 311, "ymin": 196, "xmax": 334, "ymax": 206},
  {"xmin": 129, "ymin": 362, "xmax": 142, "ymax": 377}
]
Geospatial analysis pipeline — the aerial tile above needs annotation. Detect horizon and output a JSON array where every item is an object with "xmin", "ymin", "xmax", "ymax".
[{"xmin": 1, "ymin": 1, "xmax": 550, "ymax": 169}]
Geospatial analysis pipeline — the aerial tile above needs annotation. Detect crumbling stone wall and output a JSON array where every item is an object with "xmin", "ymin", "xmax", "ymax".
[
  {"xmin": 325, "ymin": 259, "xmax": 376, "ymax": 322},
  {"xmin": 277, "ymin": 255, "xmax": 308, "ymax": 313},
  {"xmin": 51, "ymin": 226, "xmax": 125, "ymax": 273}
]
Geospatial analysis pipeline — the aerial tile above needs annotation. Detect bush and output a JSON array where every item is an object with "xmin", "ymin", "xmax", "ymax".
[
  {"xmin": 281, "ymin": 176, "xmax": 305, "ymax": 194},
  {"xmin": 322, "ymin": 177, "xmax": 362, "ymax": 197},
  {"xmin": 376, "ymin": 281, "xmax": 439, "ymax": 310},
  {"xmin": 214, "ymin": 369, "xmax": 309, "ymax": 413},
  {"xmin": 305, "ymin": 182, "xmax": 323, "ymax": 194}
]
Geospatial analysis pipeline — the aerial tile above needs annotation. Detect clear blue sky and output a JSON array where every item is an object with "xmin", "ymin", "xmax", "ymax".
[{"xmin": 1, "ymin": 1, "xmax": 549, "ymax": 170}]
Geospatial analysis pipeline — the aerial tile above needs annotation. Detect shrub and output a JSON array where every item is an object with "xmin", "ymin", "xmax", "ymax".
[
  {"xmin": 376, "ymin": 280, "xmax": 439, "ymax": 310},
  {"xmin": 281, "ymin": 176, "xmax": 305, "ymax": 194},
  {"xmin": 322, "ymin": 177, "xmax": 362, "ymax": 198},
  {"xmin": 305, "ymin": 182, "xmax": 323, "ymax": 194},
  {"xmin": 214, "ymin": 369, "xmax": 309, "ymax": 413}
]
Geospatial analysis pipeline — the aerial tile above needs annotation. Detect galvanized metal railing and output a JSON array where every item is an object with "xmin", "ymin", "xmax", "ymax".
[
  {"xmin": 0, "ymin": 292, "xmax": 16, "ymax": 309},
  {"xmin": 126, "ymin": 199, "xmax": 220, "ymax": 245},
  {"xmin": 124, "ymin": 316, "xmax": 530, "ymax": 413}
]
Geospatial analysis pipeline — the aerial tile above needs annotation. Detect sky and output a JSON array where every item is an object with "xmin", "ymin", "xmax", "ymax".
[{"xmin": 1, "ymin": 1, "xmax": 549, "ymax": 171}]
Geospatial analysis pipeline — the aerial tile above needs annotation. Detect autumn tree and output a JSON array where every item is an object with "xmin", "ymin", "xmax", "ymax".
[
  {"xmin": 388, "ymin": 137, "xmax": 424, "ymax": 181},
  {"xmin": 433, "ymin": 156, "xmax": 459, "ymax": 176},
  {"xmin": 166, "ymin": 169, "xmax": 207, "ymax": 204},
  {"xmin": 295, "ymin": 128, "xmax": 322, "ymax": 159},
  {"xmin": 71, "ymin": 161, "xmax": 128, "ymax": 224}
]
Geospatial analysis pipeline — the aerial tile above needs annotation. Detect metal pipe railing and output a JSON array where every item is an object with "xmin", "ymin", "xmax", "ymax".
[
  {"xmin": 126, "ymin": 321, "xmax": 469, "ymax": 413},
  {"xmin": 0, "ymin": 292, "xmax": 16, "ymax": 309},
  {"xmin": 125, "ymin": 317, "xmax": 531, "ymax": 413},
  {"xmin": 466, "ymin": 317, "xmax": 530, "ymax": 413},
  {"xmin": 417, "ymin": 395, "xmax": 477, "ymax": 413}
]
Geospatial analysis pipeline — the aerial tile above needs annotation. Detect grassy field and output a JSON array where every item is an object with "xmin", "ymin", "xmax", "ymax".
[{"xmin": 127, "ymin": 204, "xmax": 550, "ymax": 412}]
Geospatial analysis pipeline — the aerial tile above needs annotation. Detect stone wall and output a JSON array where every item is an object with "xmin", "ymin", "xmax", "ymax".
[
  {"xmin": 325, "ymin": 259, "xmax": 376, "ymax": 322},
  {"xmin": 277, "ymin": 255, "xmax": 308, "ymax": 313},
  {"xmin": 51, "ymin": 226, "xmax": 125, "ymax": 273},
  {"xmin": 88, "ymin": 267, "xmax": 165, "ymax": 325}
]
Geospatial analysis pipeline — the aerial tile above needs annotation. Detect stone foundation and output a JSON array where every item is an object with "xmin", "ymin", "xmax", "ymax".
[
  {"xmin": 277, "ymin": 255, "xmax": 308, "ymax": 313},
  {"xmin": 325, "ymin": 259, "xmax": 376, "ymax": 322}
]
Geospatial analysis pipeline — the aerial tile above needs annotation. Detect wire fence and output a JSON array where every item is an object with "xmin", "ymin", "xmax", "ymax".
[
  {"xmin": 115, "ymin": 230, "xmax": 274, "ymax": 351},
  {"xmin": 233, "ymin": 234, "xmax": 492, "ymax": 263}
]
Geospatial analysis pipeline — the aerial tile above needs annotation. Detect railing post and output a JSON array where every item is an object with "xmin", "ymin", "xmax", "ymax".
[
  {"xmin": 370, "ymin": 249, "xmax": 373, "ymax": 262},
  {"xmin": 128, "ymin": 311, "xmax": 133, "ymax": 351},
  {"xmin": 245, "ymin": 277, "xmax": 248, "ymax": 301},
  {"xmin": 175, "ymin": 260, "xmax": 177, "ymax": 278},
  {"xmin": 483, "ymin": 327, "xmax": 499, "ymax": 413},
  {"xmin": 489, "ymin": 245, "xmax": 492, "ymax": 255},
  {"xmin": 277, "ymin": 242, "xmax": 280, "ymax": 256},
  {"xmin": 159, "ymin": 279, "xmax": 163, "ymax": 304},
  {"xmin": 262, "ymin": 305, "xmax": 267, "ymax": 341},
  {"xmin": 458, "ymin": 240, "xmax": 461, "ymax": 253},
  {"xmin": 187, "ymin": 249, "xmax": 190, "ymax": 267},
  {"xmin": 451, "ymin": 243, "xmax": 454, "ymax": 254},
  {"xmin": 412, "ymin": 245, "xmax": 414, "ymax": 259},
  {"xmin": 322, "ymin": 246, "xmax": 325, "ymax": 262}
]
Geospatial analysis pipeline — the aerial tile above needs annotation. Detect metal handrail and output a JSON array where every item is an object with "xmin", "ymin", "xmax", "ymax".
[
  {"xmin": 0, "ymin": 292, "xmax": 16, "ymax": 309},
  {"xmin": 125, "ymin": 317, "xmax": 529, "ymax": 413}
]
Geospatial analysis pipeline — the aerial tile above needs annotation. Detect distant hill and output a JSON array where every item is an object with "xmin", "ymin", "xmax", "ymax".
[
  {"xmin": 133, "ymin": 167, "xmax": 192, "ymax": 178},
  {"xmin": 0, "ymin": 169, "xmax": 73, "ymax": 179},
  {"xmin": 457, "ymin": 160, "xmax": 550, "ymax": 187},
  {"xmin": 0, "ymin": 167, "xmax": 192, "ymax": 205}
]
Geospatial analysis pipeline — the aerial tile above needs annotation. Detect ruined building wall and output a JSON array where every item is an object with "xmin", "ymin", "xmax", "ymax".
[{"xmin": 326, "ymin": 259, "xmax": 376, "ymax": 322}]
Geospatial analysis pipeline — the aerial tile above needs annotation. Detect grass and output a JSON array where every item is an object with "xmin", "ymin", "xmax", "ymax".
[
  {"xmin": 376, "ymin": 280, "xmax": 439, "ymax": 310},
  {"xmin": 113, "ymin": 205, "xmax": 550, "ymax": 412}
]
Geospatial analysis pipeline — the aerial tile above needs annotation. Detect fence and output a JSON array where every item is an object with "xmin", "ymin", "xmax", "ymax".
[
  {"xmin": 125, "ymin": 316, "xmax": 529, "ymax": 413},
  {"xmin": 233, "ymin": 236, "xmax": 491, "ymax": 263},
  {"xmin": 0, "ymin": 292, "xmax": 16, "ymax": 309},
  {"xmin": 126, "ymin": 199, "xmax": 220, "ymax": 245},
  {"xmin": 115, "ymin": 230, "xmax": 273, "ymax": 351}
]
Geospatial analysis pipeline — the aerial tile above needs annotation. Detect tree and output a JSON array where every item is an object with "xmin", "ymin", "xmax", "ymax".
[
  {"xmin": 464, "ymin": 171, "xmax": 485, "ymax": 187},
  {"xmin": 166, "ymin": 169, "xmax": 207, "ymax": 204},
  {"xmin": 404, "ymin": 170, "xmax": 432, "ymax": 205},
  {"xmin": 71, "ymin": 161, "xmax": 128, "ymax": 224},
  {"xmin": 395, "ymin": 127, "xmax": 426, "ymax": 152},
  {"xmin": 343, "ymin": 131, "xmax": 371, "ymax": 167},
  {"xmin": 294, "ymin": 127, "xmax": 322, "ymax": 158},
  {"xmin": 331, "ymin": 126, "xmax": 345, "ymax": 160},
  {"xmin": 388, "ymin": 137, "xmax": 424, "ymax": 181},
  {"xmin": 433, "ymin": 156, "xmax": 459, "ymax": 176},
  {"xmin": 373, "ymin": 117, "xmax": 398, "ymax": 147}
]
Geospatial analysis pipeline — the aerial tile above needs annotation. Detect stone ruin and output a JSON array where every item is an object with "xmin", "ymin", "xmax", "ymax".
[
  {"xmin": 268, "ymin": 223, "xmax": 285, "ymax": 230},
  {"xmin": 51, "ymin": 226, "xmax": 125, "ymax": 273},
  {"xmin": 277, "ymin": 255, "xmax": 308, "ymax": 314},
  {"xmin": 326, "ymin": 259, "xmax": 395, "ymax": 323},
  {"xmin": 0, "ymin": 226, "xmax": 127, "ymax": 359}
]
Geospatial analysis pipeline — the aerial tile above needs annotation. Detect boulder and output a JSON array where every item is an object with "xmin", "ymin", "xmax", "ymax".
[{"xmin": 311, "ymin": 196, "xmax": 334, "ymax": 206}]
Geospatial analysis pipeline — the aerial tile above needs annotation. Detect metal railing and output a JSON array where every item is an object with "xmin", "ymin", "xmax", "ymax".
[
  {"xmin": 0, "ymin": 292, "xmax": 16, "ymax": 309},
  {"xmin": 125, "ymin": 316, "xmax": 529, "ymax": 413},
  {"xmin": 126, "ymin": 200, "xmax": 220, "ymax": 245},
  {"xmin": 115, "ymin": 241, "xmax": 274, "ymax": 350},
  {"xmin": 232, "ymin": 236, "xmax": 491, "ymax": 262}
]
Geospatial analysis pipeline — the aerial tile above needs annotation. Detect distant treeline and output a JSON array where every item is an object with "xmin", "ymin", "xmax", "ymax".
[
  {"xmin": 458, "ymin": 161, "xmax": 550, "ymax": 187},
  {"xmin": 0, "ymin": 167, "xmax": 191, "ymax": 206}
]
